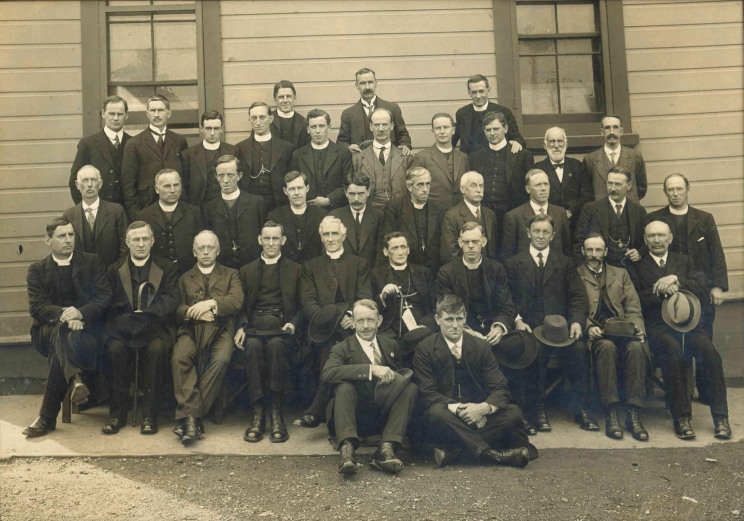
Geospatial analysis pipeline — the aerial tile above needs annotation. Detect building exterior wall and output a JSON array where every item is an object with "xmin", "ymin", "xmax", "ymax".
[{"xmin": 0, "ymin": 1, "xmax": 83, "ymax": 341}]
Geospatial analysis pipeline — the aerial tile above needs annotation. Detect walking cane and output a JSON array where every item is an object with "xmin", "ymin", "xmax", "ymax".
[{"xmin": 132, "ymin": 281, "xmax": 154, "ymax": 427}]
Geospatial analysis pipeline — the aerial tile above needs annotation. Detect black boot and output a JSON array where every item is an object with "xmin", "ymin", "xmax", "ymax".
[
  {"xmin": 605, "ymin": 404, "xmax": 623, "ymax": 440},
  {"xmin": 626, "ymin": 406, "xmax": 648, "ymax": 441},
  {"xmin": 269, "ymin": 399, "xmax": 288, "ymax": 443},
  {"xmin": 244, "ymin": 403, "xmax": 265, "ymax": 442}
]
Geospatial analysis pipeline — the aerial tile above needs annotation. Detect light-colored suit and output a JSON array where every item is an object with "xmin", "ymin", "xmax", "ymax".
[
  {"xmin": 353, "ymin": 144, "xmax": 411, "ymax": 209},
  {"xmin": 582, "ymin": 146, "xmax": 647, "ymax": 203}
]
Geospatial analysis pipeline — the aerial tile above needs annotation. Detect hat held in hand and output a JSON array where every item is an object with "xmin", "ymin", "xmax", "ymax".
[
  {"xmin": 533, "ymin": 315, "xmax": 575, "ymax": 347},
  {"xmin": 662, "ymin": 290, "xmax": 701, "ymax": 333}
]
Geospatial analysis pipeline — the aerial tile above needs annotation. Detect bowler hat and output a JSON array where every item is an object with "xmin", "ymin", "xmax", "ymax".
[
  {"xmin": 662, "ymin": 290, "xmax": 701, "ymax": 333},
  {"xmin": 492, "ymin": 330, "xmax": 537, "ymax": 369},
  {"xmin": 375, "ymin": 368, "xmax": 414, "ymax": 415},
  {"xmin": 533, "ymin": 315, "xmax": 575, "ymax": 347},
  {"xmin": 602, "ymin": 318, "xmax": 638, "ymax": 339},
  {"xmin": 307, "ymin": 303, "xmax": 349, "ymax": 344},
  {"xmin": 114, "ymin": 312, "xmax": 161, "ymax": 349},
  {"xmin": 396, "ymin": 326, "xmax": 431, "ymax": 357},
  {"xmin": 60, "ymin": 326, "xmax": 98, "ymax": 372},
  {"xmin": 244, "ymin": 314, "xmax": 292, "ymax": 338}
]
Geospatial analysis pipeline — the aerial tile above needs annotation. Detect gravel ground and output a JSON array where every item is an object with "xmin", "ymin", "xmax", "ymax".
[{"xmin": 2, "ymin": 442, "xmax": 743, "ymax": 521}]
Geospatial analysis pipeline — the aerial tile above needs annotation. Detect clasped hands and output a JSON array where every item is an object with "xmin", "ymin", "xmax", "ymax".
[
  {"xmin": 233, "ymin": 322, "xmax": 295, "ymax": 350},
  {"xmin": 59, "ymin": 307, "xmax": 85, "ymax": 330},
  {"xmin": 186, "ymin": 299, "xmax": 217, "ymax": 322},
  {"xmin": 448, "ymin": 402, "xmax": 491, "ymax": 429},
  {"xmin": 652, "ymin": 275, "xmax": 679, "ymax": 298}
]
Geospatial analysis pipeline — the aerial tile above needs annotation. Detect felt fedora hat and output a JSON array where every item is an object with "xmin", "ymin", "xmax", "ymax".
[
  {"xmin": 60, "ymin": 326, "xmax": 99, "ymax": 372},
  {"xmin": 533, "ymin": 315, "xmax": 575, "ymax": 348},
  {"xmin": 602, "ymin": 317, "xmax": 638, "ymax": 339},
  {"xmin": 114, "ymin": 312, "xmax": 161, "ymax": 349},
  {"xmin": 396, "ymin": 326, "xmax": 432, "ymax": 357},
  {"xmin": 374, "ymin": 368, "xmax": 414, "ymax": 415},
  {"xmin": 662, "ymin": 290, "xmax": 701, "ymax": 333},
  {"xmin": 307, "ymin": 303, "xmax": 350, "ymax": 344},
  {"xmin": 244, "ymin": 314, "xmax": 292, "ymax": 338},
  {"xmin": 492, "ymin": 330, "xmax": 538, "ymax": 369}
]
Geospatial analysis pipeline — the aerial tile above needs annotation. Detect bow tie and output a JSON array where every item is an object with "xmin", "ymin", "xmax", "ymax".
[{"xmin": 553, "ymin": 163, "xmax": 564, "ymax": 169}]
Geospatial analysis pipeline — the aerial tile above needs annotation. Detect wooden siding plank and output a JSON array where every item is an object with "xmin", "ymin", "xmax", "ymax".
[
  {"xmin": 0, "ymin": 215, "xmax": 64, "ymax": 240},
  {"xmin": 0, "ymin": 190, "xmax": 71, "ymax": 215},
  {"xmin": 0, "ymin": 92, "xmax": 82, "ymax": 118},
  {"xmin": 643, "ymin": 179, "xmax": 744, "ymax": 206},
  {"xmin": 624, "ymin": 23, "xmax": 742, "ymax": 50},
  {"xmin": 0, "ymin": 69, "xmax": 81, "ymax": 93},
  {"xmin": 719, "ymin": 225, "xmax": 744, "ymax": 249},
  {"xmin": 0, "ymin": 141, "xmax": 79, "ymax": 166},
  {"xmin": 0, "ymin": 45, "xmax": 82, "ymax": 69},
  {"xmin": 0, "ymin": 265, "xmax": 32, "ymax": 290},
  {"xmin": 0, "ymin": 20, "xmax": 81, "ymax": 45},
  {"xmin": 0, "ymin": 165, "xmax": 72, "ymax": 190},
  {"xmin": 629, "ymin": 90, "xmax": 743, "ymax": 117},
  {"xmin": 0, "ymin": 1, "xmax": 80, "ymax": 21},
  {"xmin": 626, "ymin": 46, "xmax": 743, "ymax": 72},
  {"xmin": 623, "ymin": 2, "xmax": 743, "ymax": 27},
  {"xmin": 0, "ymin": 116, "xmax": 83, "ymax": 142},
  {"xmin": 628, "ymin": 68, "xmax": 744, "ymax": 94},
  {"xmin": 634, "ymin": 113, "xmax": 744, "ymax": 139},
  {"xmin": 637, "ymin": 135, "xmax": 744, "ymax": 162},
  {"xmin": 640, "ymin": 157, "xmax": 743, "ymax": 183},
  {"xmin": 0, "ymin": 239, "xmax": 49, "ymax": 264},
  {"xmin": 220, "ymin": 1, "xmax": 492, "ymax": 15},
  {"xmin": 0, "ymin": 289, "xmax": 27, "ymax": 314}
]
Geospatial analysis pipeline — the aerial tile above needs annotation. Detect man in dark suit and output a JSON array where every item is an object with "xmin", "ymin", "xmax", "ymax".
[
  {"xmin": 574, "ymin": 167, "xmax": 647, "ymax": 269},
  {"xmin": 235, "ymin": 102, "xmax": 294, "ymax": 213},
  {"xmin": 202, "ymin": 155, "xmax": 267, "ymax": 269},
  {"xmin": 437, "ymin": 222, "xmax": 515, "ymax": 341},
  {"xmin": 453, "ymin": 74, "xmax": 525, "ymax": 155},
  {"xmin": 298, "ymin": 216, "xmax": 373, "ymax": 427},
  {"xmin": 330, "ymin": 172, "xmax": 382, "ymax": 267},
  {"xmin": 468, "ymin": 112, "xmax": 534, "ymax": 237},
  {"xmin": 181, "ymin": 110, "xmax": 236, "ymax": 208},
  {"xmin": 104, "ymin": 221, "xmax": 181, "ymax": 435},
  {"xmin": 583, "ymin": 115, "xmax": 647, "ymax": 202},
  {"xmin": 267, "ymin": 171, "xmax": 326, "ymax": 264},
  {"xmin": 69, "ymin": 95, "xmax": 131, "ymax": 205},
  {"xmin": 648, "ymin": 173, "xmax": 728, "ymax": 337},
  {"xmin": 440, "ymin": 171, "xmax": 498, "ymax": 263},
  {"xmin": 411, "ymin": 113, "xmax": 468, "ymax": 208},
  {"xmin": 172, "ymin": 231, "xmax": 244, "ymax": 445},
  {"xmin": 506, "ymin": 214, "xmax": 595, "ymax": 434},
  {"xmin": 137, "ymin": 169, "xmax": 203, "ymax": 274},
  {"xmin": 323, "ymin": 299, "xmax": 418, "ymax": 475},
  {"xmin": 502, "ymin": 169, "xmax": 571, "ymax": 260},
  {"xmin": 413, "ymin": 294, "xmax": 535, "ymax": 468},
  {"xmin": 291, "ymin": 109, "xmax": 353, "ymax": 211},
  {"xmin": 630, "ymin": 220, "xmax": 731, "ymax": 440},
  {"xmin": 121, "ymin": 94, "xmax": 188, "ymax": 220},
  {"xmin": 381, "ymin": 166, "xmax": 443, "ymax": 272},
  {"xmin": 22, "ymin": 218, "xmax": 112, "ymax": 438},
  {"xmin": 270, "ymin": 80, "xmax": 311, "ymax": 150},
  {"xmin": 235, "ymin": 221, "xmax": 303, "ymax": 444},
  {"xmin": 337, "ymin": 68, "xmax": 412, "ymax": 155},
  {"xmin": 532, "ymin": 127, "xmax": 593, "ymax": 225},
  {"xmin": 63, "ymin": 165, "xmax": 128, "ymax": 267}
]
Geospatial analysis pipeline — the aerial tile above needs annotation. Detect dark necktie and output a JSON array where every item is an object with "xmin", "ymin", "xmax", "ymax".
[
  {"xmin": 537, "ymin": 252, "xmax": 544, "ymax": 270},
  {"xmin": 152, "ymin": 130, "xmax": 164, "ymax": 151},
  {"xmin": 354, "ymin": 211, "xmax": 362, "ymax": 246},
  {"xmin": 378, "ymin": 146, "xmax": 386, "ymax": 166},
  {"xmin": 371, "ymin": 342, "xmax": 382, "ymax": 366},
  {"xmin": 85, "ymin": 207, "xmax": 95, "ymax": 230},
  {"xmin": 474, "ymin": 206, "xmax": 481, "ymax": 222},
  {"xmin": 615, "ymin": 204, "xmax": 623, "ymax": 217},
  {"xmin": 659, "ymin": 258, "xmax": 665, "ymax": 268},
  {"xmin": 113, "ymin": 135, "xmax": 120, "ymax": 150},
  {"xmin": 553, "ymin": 163, "xmax": 564, "ymax": 169}
]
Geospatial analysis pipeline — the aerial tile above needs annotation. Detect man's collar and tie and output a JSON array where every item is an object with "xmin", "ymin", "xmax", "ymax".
[
  {"xmin": 587, "ymin": 262, "xmax": 604, "ymax": 278},
  {"xmin": 327, "ymin": 248, "xmax": 344, "ymax": 260},
  {"xmin": 52, "ymin": 252, "xmax": 74, "ymax": 266},
  {"xmin": 103, "ymin": 126, "xmax": 124, "ymax": 149},
  {"xmin": 604, "ymin": 144, "xmax": 622, "ymax": 165},
  {"xmin": 202, "ymin": 140, "xmax": 220, "ymax": 151},
  {"xmin": 464, "ymin": 199, "xmax": 482, "ymax": 221},
  {"xmin": 444, "ymin": 336, "xmax": 463, "ymax": 360},
  {"xmin": 375, "ymin": 141, "xmax": 391, "ymax": 165},
  {"xmin": 552, "ymin": 159, "xmax": 565, "ymax": 182},
  {"xmin": 197, "ymin": 264, "xmax": 215, "ymax": 275},
  {"xmin": 353, "ymin": 206, "xmax": 366, "ymax": 224},
  {"xmin": 357, "ymin": 334, "xmax": 383, "ymax": 366},
  {"xmin": 130, "ymin": 254, "xmax": 150, "ymax": 268},
  {"xmin": 221, "ymin": 188, "xmax": 240, "ymax": 201},
  {"xmin": 361, "ymin": 96, "xmax": 377, "ymax": 116},
  {"xmin": 650, "ymin": 252, "xmax": 669, "ymax": 268},
  {"xmin": 149, "ymin": 125, "xmax": 167, "ymax": 149},
  {"xmin": 83, "ymin": 198, "xmax": 100, "ymax": 229},
  {"xmin": 261, "ymin": 253, "xmax": 281, "ymax": 265},
  {"xmin": 609, "ymin": 197, "xmax": 627, "ymax": 216},
  {"xmin": 488, "ymin": 140, "xmax": 507, "ymax": 152},
  {"xmin": 529, "ymin": 199, "xmax": 547, "ymax": 215},
  {"xmin": 529, "ymin": 245, "xmax": 549, "ymax": 268}
]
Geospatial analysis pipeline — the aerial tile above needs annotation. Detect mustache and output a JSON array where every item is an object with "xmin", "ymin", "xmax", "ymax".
[
  {"xmin": 363, "ymin": 89, "xmax": 374, "ymax": 94},
  {"xmin": 607, "ymin": 134, "xmax": 619, "ymax": 139}
]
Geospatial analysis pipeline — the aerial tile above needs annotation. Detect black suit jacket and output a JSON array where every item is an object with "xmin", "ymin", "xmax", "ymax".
[
  {"xmin": 413, "ymin": 333, "xmax": 511, "ymax": 411},
  {"xmin": 437, "ymin": 257, "xmax": 516, "ymax": 331},
  {"xmin": 573, "ymin": 198, "xmax": 647, "ymax": 263},
  {"xmin": 70, "ymin": 129, "xmax": 131, "ymax": 204},
  {"xmin": 270, "ymin": 112, "xmax": 311, "ymax": 149},
  {"xmin": 501, "ymin": 202, "xmax": 571, "ymax": 260},
  {"xmin": 371, "ymin": 263, "xmax": 435, "ymax": 333},
  {"xmin": 121, "ymin": 128, "xmax": 188, "ymax": 220},
  {"xmin": 300, "ymin": 252, "xmax": 372, "ymax": 317},
  {"xmin": 410, "ymin": 145, "xmax": 468, "ymax": 208},
  {"xmin": 239, "ymin": 256, "xmax": 303, "ymax": 331},
  {"xmin": 381, "ymin": 196, "xmax": 443, "ymax": 271},
  {"xmin": 647, "ymin": 206, "xmax": 728, "ymax": 291},
  {"xmin": 180, "ymin": 141, "xmax": 236, "ymax": 207},
  {"xmin": 337, "ymin": 97, "xmax": 412, "ymax": 149},
  {"xmin": 137, "ymin": 201, "xmax": 203, "ymax": 274},
  {"xmin": 202, "ymin": 192, "xmax": 267, "ymax": 270},
  {"xmin": 27, "ymin": 252, "xmax": 112, "ymax": 355},
  {"xmin": 330, "ymin": 205, "xmax": 383, "ymax": 268},
  {"xmin": 440, "ymin": 201, "xmax": 499, "ymax": 264},
  {"xmin": 469, "ymin": 146, "xmax": 534, "ymax": 215},
  {"xmin": 533, "ymin": 156, "xmax": 594, "ymax": 218},
  {"xmin": 506, "ymin": 249, "xmax": 588, "ymax": 329},
  {"xmin": 453, "ymin": 102, "xmax": 525, "ymax": 154},
  {"xmin": 266, "ymin": 204, "xmax": 327, "ymax": 264},
  {"xmin": 235, "ymin": 135, "xmax": 294, "ymax": 209},
  {"xmin": 62, "ymin": 200, "xmax": 128, "ymax": 267},
  {"xmin": 290, "ymin": 141, "xmax": 353, "ymax": 210}
]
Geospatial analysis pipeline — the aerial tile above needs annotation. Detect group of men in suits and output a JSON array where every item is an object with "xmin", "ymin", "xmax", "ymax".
[{"xmin": 25, "ymin": 70, "xmax": 733, "ymax": 467}]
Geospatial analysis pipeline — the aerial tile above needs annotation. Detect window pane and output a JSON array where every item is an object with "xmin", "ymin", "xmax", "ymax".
[
  {"xmin": 153, "ymin": 21, "xmax": 197, "ymax": 81},
  {"xmin": 519, "ymin": 40, "xmax": 556, "ymax": 56},
  {"xmin": 516, "ymin": 4, "xmax": 556, "ymax": 34},
  {"xmin": 520, "ymin": 56, "xmax": 558, "ymax": 114},
  {"xmin": 109, "ymin": 22, "xmax": 153, "ymax": 82},
  {"xmin": 158, "ymin": 85, "xmax": 198, "ymax": 112},
  {"xmin": 557, "ymin": 39, "xmax": 597, "ymax": 54},
  {"xmin": 558, "ymin": 55, "xmax": 601, "ymax": 113},
  {"xmin": 557, "ymin": 3, "xmax": 598, "ymax": 33}
]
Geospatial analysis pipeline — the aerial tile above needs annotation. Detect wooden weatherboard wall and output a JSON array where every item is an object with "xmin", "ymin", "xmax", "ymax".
[
  {"xmin": 623, "ymin": 0, "xmax": 744, "ymax": 298},
  {"xmin": 219, "ymin": 0, "xmax": 498, "ymax": 150},
  {"xmin": 0, "ymin": 1, "xmax": 84, "ymax": 341}
]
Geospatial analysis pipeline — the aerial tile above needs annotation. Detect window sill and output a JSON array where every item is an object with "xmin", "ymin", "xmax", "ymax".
[{"xmin": 525, "ymin": 132, "xmax": 639, "ymax": 154}]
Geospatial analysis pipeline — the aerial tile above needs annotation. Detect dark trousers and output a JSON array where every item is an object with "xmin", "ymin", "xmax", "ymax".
[
  {"xmin": 651, "ymin": 329, "xmax": 728, "ymax": 418},
  {"xmin": 423, "ymin": 403, "xmax": 532, "ymax": 458},
  {"xmin": 244, "ymin": 335, "xmax": 295, "ymax": 405},
  {"xmin": 107, "ymin": 337, "xmax": 169, "ymax": 419},
  {"xmin": 328, "ymin": 382, "xmax": 418, "ymax": 445},
  {"xmin": 591, "ymin": 338, "xmax": 646, "ymax": 408},
  {"xmin": 172, "ymin": 330, "xmax": 232, "ymax": 420}
]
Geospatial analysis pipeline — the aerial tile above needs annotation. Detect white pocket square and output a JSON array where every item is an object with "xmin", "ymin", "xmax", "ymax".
[{"xmin": 697, "ymin": 237, "xmax": 705, "ymax": 242}]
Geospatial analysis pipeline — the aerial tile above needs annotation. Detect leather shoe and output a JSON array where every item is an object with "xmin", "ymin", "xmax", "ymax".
[
  {"xmin": 535, "ymin": 403, "xmax": 551, "ymax": 432},
  {"xmin": 296, "ymin": 413, "xmax": 321, "ymax": 428},
  {"xmin": 369, "ymin": 441, "xmax": 403, "ymax": 475},
  {"xmin": 181, "ymin": 416, "xmax": 201, "ymax": 446},
  {"xmin": 481, "ymin": 447, "xmax": 529, "ymax": 468},
  {"xmin": 433, "ymin": 446, "xmax": 461, "ymax": 468},
  {"xmin": 244, "ymin": 405, "xmax": 265, "ymax": 442},
  {"xmin": 605, "ymin": 405, "xmax": 623, "ymax": 440},
  {"xmin": 673, "ymin": 415, "xmax": 696, "ymax": 440},
  {"xmin": 269, "ymin": 402, "xmax": 289, "ymax": 443},
  {"xmin": 575, "ymin": 409, "xmax": 599, "ymax": 431},
  {"xmin": 69, "ymin": 374, "xmax": 90, "ymax": 406},
  {"xmin": 338, "ymin": 439, "xmax": 357, "ymax": 475},
  {"xmin": 140, "ymin": 416, "xmax": 158, "ymax": 435},
  {"xmin": 626, "ymin": 407, "xmax": 649, "ymax": 441},
  {"xmin": 713, "ymin": 416, "xmax": 732, "ymax": 440},
  {"xmin": 521, "ymin": 416, "xmax": 537, "ymax": 436},
  {"xmin": 173, "ymin": 418, "xmax": 185, "ymax": 438},
  {"xmin": 22, "ymin": 416, "xmax": 56, "ymax": 438},
  {"xmin": 102, "ymin": 416, "xmax": 127, "ymax": 435}
]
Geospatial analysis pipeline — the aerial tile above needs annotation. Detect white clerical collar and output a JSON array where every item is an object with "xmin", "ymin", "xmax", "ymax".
[
  {"xmin": 290, "ymin": 204, "xmax": 307, "ymax": 215},
  {"xmin": 311, "ymin": 140, "xmax": 330, "ymax": 150},
  {"xmin": 361, "ymin": 96, "xmax": 377, "ymax": 108},
  {"xmin": 462, "ymin": 256, "xmax": 482, "ymax": 270},
  {"xmin": 130, "ymin": 254, "xmax": 150, "ymax": 267},
  {"xmin": 52, "ymin": 252, "xmax": 73, "ymax": 266},
  {"xmin": 254, "ymin": 132, "xmax": 272, "ymax": 142},
  {"xmin": 609, "ymin": 197, "xmax": 627, "ymax": 213},
  {"xmin": 464, "ymin": 199, "xmax": 481, "ymax": 216},
  {"xmin": 390, "ymin": 262, "xmax": 408, "ymax": 271},
  {"xmin": 202, "ymin": 140, "xmax": 220, "ymax": 151},
  {"xmin": 276, "ymin": 110, "xmax": 295, "ymax": 119},
  {"xmin": 473, "ymin": 102, "xmax": 489, "ymax": 112},
  {"xmin": 261, "ymin": 253, "xmax": 281, "ymax": 265},
  {"xmin": 436, "ymin": 144, "xmax": 453, "ymax": 154},
  {"xmin": 222, "ymin": 188, "xmax": 240, "ymax": 201},
  {"xmin": 82, "ymin": 198, "xmax": 100, "ymax": 211},
  {"xmin": 529, "ymin": 200, "xmax": 547, "ymax": 214},
  {"xmin": 444, "ymin": 335, "xmax": 463, "ymax": 351},
  {"xmin": 327, "ymin": 248, "xmax": 344, "ymax": 260},
  {"xmin": 159, "ymin": 201, "xmax": 178, "ymax": 212},
  {"xmin": 197, "ymin": 264, "xmax": 216, "ymax": 274},
  {"xmin": 489, "ymin": 140, "xmax": 507, "ymax": 151},
  {"xmin": 103, "ymin": 126, "xmax": 124, "ymax": 143},
  {"xmin": 149, "ymin": 124, "xmax": 166, "ymax": 135},
  {"xmin": 669, "ymin": 205, "xmax": 689, "ymax": 215},
  {"xmin": 530, "ymin": 245, "xmax": 550, "ymax": 263},
  {"xmin": 374, "ymin": 140, "xmax": 391, "ymax": 150},
  {"xmin": 650, "ymin": 252, "xmax": 669, "ymax": 267},
  {"xmin": 604, "ymin": 144, "xmax": 621, "ymax": 156},
  {"xmin": 411, "ymin": 199, "xmax": 426, "ymax": 210}
]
